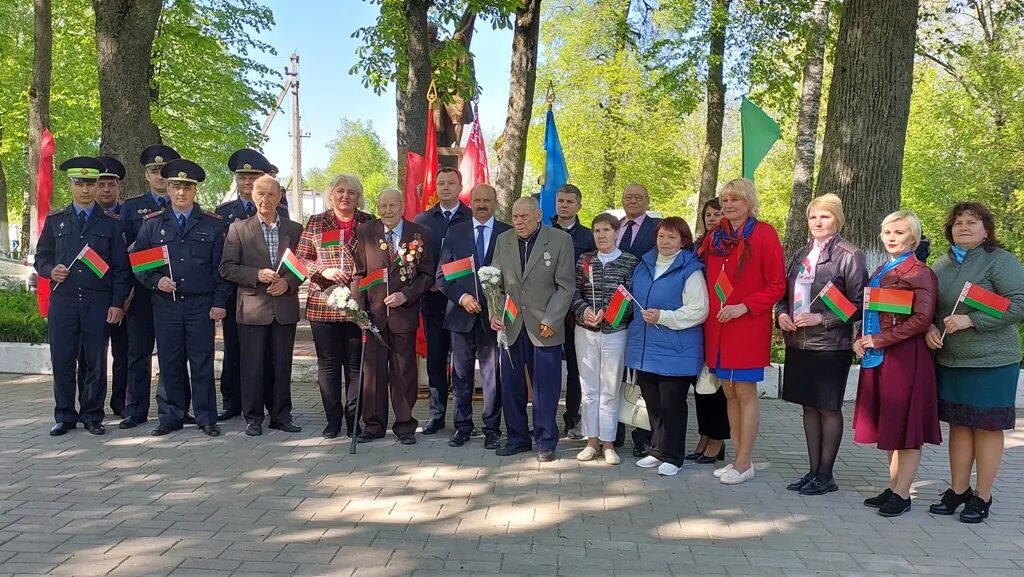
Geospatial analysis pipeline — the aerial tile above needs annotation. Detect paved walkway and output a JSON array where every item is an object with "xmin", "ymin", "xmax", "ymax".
[{"xmin": 0, "ymin": 373, "xmax": 1022, "ymax": 577}]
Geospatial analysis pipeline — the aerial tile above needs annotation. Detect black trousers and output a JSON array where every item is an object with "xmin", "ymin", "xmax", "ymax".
[
  {"xmin": 238, "ymin": 321, "xmax": 297, "ymax": 425},
  {"xmin": 78, "ymin": 317, "xmax": 127, "ymax": 413},
  {"xmin": 562, "ymin": 316, "xmax": 581, "ymax": 428},
  {"xmin": 49, "ymin": 293, "xmax": 109, "ymax": 424},
  {"xmin": 126, "ymin": 288, "xmax": 190, "ymax": 419},
  {"xmin": 450, "ymin": 320, "xmax": 502, "ymax": 435},
  {"xmin": 637, "ymin": 370, "xmax": 693, "ymax": 467},
  {"xmin": 423, "ymin": 311, "xmax": 452, "ymax": 426},
  {"xmin": 693, "ymin": 385, "xmax": 730, "ymax": 440},
  {"xmin": 151, "ymin": 293, "xmax": 215, "ymax": 427},
  {"xmin": 309, "ymin": 320, "xmax": 362, "ymax": 431},
  {"xmin": 219, "ymin": 293, "xmax": 242, "ymax": 414}
]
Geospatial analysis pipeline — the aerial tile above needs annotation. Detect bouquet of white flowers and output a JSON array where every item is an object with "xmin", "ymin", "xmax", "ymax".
[
  {"xmin": 323, "ymin": 285, "xmax": 388, "ymax": 347},
  {"xmin": 477, "ymin": 265, "xmax": 512, "ymax": 363}
]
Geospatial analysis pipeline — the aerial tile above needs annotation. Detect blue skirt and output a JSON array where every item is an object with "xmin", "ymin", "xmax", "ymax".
[
  {"xmin": 937, "ymin": 363, "xmax": 1019, "ymax": 431},
  {"xmin": 711, "ymin": 353, "xmax": 766, "ymax": 382}
]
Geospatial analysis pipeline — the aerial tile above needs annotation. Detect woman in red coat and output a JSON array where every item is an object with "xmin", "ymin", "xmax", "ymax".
[
  {"xmin": 853, "ymin": 210, "xmax": 941, "ymax": 518},
  {"xmin": 699, "ymin": 178, "xmax": 786, "ymax": 485}
]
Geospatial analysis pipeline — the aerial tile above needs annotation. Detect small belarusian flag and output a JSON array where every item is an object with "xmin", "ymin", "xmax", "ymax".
[
  {"xmin": 129, "ymin": 245, "xmax": 169, "ymax": 273},
  {"xmin": 603, "ymin": 285, "xmax": 633, "ymax": 328},
  {"xmin": 279, "ymin": 248, "xmax": 308, "ymax": 282},
  {"xmin": 441, "ymin": 255, "xmax": 475, "ymax": 281},
  {"xmin": 504, "ymin": 295, "xmax": 518, "ymax": 324},
  {"xmin": 817, "ymin": 281, "xmax": 856, "ymax": 322},
  {"xmin": 799, "ymin": 257, "xmax": 811, "ymax": 276},
  {"xmin": 581, "ymin": 257, "xmax": 593, "ymax": 282},
  {"xmin": 359, "ymin": 268, "xmax": 386, "ymax": 291},
  {"xmin": 959, "ymin": 281, "xmax": 1011, "ymax": 319},
  {"xmin": 76, "ymin": 244, "xmax": 109, "ymax": 278},
  {"xmin": 864, "ymin": 287, "xmax": 913, "ymax": 315},
  {"xmin": 714, "ymin": 270, "xmax": 734, "ymax": 305},
  {"xmin": 321, "ymin": 229, "xmax": 342, "ymax": 248}
]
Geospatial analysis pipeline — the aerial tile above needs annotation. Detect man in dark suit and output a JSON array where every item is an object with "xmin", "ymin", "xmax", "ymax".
[
  {"xmin": 617, "ymin": 183, "xmax": 661, "ymax": 258},
  {"xmin": 414, "ymin": 167, "xmax": 471, "ymax": 435},
  {"xmin": 219, "ymin": 175, "xmax": 304, "ymax": 436},
  {"xmin": 436, "ymin": 184, "xmax": 510, "ymax": 449},
  {"xmin": 352, "ymin": 189, "xmax": 436, "ymax": 444}
]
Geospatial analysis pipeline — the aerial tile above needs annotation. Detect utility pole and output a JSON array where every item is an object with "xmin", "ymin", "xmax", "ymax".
[{"xmin": 289, "ymin": 52, "xmax": 302, "ymax": 220}]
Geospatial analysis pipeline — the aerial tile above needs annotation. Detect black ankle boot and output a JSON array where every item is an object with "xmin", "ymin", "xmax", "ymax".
[
  {"xmin": 878, "ymin": 493, "xmax": 912, "ymax": 517},
  {"xmin": 958, "ymin": 494, "xmax": 991, "ymax": 524},
  {"xmin": 928, "ymin": 487, "xmax": 972, "ymax": 515}
]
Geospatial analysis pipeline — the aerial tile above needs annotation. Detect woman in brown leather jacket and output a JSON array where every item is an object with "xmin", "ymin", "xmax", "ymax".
[
  {"xmin": 852, "ymin": 210, "xmax": 941, "ymax": 518},
  {"xmin": 777, "ymin": 194, "xmax": 867, "ymax": 496}
]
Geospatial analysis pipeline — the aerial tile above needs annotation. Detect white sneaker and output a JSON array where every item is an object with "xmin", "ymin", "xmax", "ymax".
[
  {"xmin": 636, "ymin": 455, "xmax": 662, "ymax": 468},
  {"xmin": 577, "ymin": 446, "xmax": 599, "ymax": 462},
  {"xmin": 713, "ymin": 463, "xmax": 734, "ymax": 478},
  {"xmin": 720, "ymin": 465, "xmax": 755, "ymax": 485},
  {"xmin": 658, "ymin": 462, "xmax": 681, "ymax": 476},
  {"xmin": 603, "ymin": 447, "xmax": 621, "ymax": 465}
]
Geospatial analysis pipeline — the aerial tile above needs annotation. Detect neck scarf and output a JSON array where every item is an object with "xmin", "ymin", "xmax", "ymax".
[
  {"xmin": 951, "ymin": 244, "xmax": 967, "ymax": 264},
  {"xmin": 700, "ymin": 217, "xmax": 757, "ymax": 274},
  {"xmin": 861, "ymin": 251, "xmax": 912, "ymax": 368}
]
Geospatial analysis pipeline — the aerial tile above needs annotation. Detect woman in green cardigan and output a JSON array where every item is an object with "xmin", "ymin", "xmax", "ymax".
[{"xmin": 925, "ymin": 202, "xmax": 1024, "ymax": 524}]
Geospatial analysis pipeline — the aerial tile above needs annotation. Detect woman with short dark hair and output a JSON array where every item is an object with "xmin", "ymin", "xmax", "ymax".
[{"xmin": 925, "ymin": 202, "xmax": 1024, "ymax": 523}]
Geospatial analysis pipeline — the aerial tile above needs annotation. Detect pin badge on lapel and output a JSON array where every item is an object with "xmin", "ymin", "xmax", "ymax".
[
  {"xmin": 543, "ymin": 251, "xmax": 551, "ymax": 267},
  {"xmin": 59, "ymin": 222, "xmax": 64, "ymax": 229}
]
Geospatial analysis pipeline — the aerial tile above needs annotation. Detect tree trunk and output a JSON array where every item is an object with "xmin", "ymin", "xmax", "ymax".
[
  {"xmin": 696, "ymin": 0, "xmax": 729, "ymax": 218},
  {"xmin": 817, "ymin": 0, "xmax": 918, "ymax": 266},
  {"xmin": 783, "ymin": 0, "xmax": 830, "ymax": 256},
  {"xmin": 493, "ymin": 0, "xmax": 542, "ymax": 220},
  {"xmin": 395, "ymin": 0, "xmax": 433, "ymax": 191},
  {"xmin": 24, "ymin": 0, "xmax": 51, "ymax": 253},
  {"xmin": 0, "ymin": 123, "xmax": 9, "ymax": 256},
  {"xmin": 93, "ymin": 0, "xmax": 163, "ymax": 198}
]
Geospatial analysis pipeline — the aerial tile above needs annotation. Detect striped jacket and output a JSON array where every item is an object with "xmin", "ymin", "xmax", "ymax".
[
  {"xmin": 296, "ymin": 209, "xmax": 375, "ymax": 322},
  {"xmin": 569, "ymin": 251, "xmax": 640, "ymax": 334}
]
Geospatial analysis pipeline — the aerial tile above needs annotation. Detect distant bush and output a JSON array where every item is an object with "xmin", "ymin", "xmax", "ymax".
[{"xmin": 0, "ymin": 288, "xmax": 47, "ymax": 343}]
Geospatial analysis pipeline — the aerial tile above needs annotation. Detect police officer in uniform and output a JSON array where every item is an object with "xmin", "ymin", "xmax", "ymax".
[
  {"xmin": 75, "ymin": 155, "xmax": 130, "ymax": 416},
  {"xmin": 119, "ymin": 145, "xmax": 195, "ymax": 428},
  {"xmin": 214, "ymin": 148, "xmax": 286, "ymax": 421},
  {"xmin": 35, "ymin": 157, "xmax": 131, "ymax": 436},
  {"xmin": 134, "ymin": 159, "xmax": 228, "ymax": 437}
]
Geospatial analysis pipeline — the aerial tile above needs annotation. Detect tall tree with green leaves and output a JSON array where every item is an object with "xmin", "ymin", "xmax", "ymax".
[
  {"xmin": 25, "ymin": 0, "xmax": 52, "ymax": 252},
  {"xmin": 305, "ymin": 118, "xmax": 397, "ymax": 211}
]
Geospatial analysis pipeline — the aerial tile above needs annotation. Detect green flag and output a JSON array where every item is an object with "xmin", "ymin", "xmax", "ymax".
[{"xmin": 741, "ymin": 96, "xmax": 781, "ymax": 181}]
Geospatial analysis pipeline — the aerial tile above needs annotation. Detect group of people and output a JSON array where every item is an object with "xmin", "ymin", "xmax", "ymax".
[{"xmin": 38, "ymin": 155, "xmax": 1022, "ymax": 523}]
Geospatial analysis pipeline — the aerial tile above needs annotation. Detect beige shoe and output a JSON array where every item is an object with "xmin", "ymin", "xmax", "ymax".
[
  {"xmin": 713, "ymin": 463, "xmax": 733, "ymax": 478},
  {"xmin": 604, "ymin": 447, "xmax": 621, "ymax": 465},
  {"xmin": 577, "ymin": 446, "xmax": 599, "ymax": 462},
  {"xmin": 720, "ymin": 465, "xmax": 755, "ymax": 485}
]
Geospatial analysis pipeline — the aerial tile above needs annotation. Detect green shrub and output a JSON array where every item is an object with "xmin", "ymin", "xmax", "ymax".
[{"xmin": 0, "ymin": 288, "xmax": 48, "ymax": 343}]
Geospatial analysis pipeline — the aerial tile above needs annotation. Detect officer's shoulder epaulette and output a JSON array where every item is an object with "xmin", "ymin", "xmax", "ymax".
[
  {"xmin": 216, "ymin": 200, "xmax": 236, "ymax": 209},
  {"xmin": 105, "ymin": 212, "xmax": 121, "ymax": 221},
  {"xmin": 47, "ymin": 208, "xmax": 64, "ymax": 217},
  {"xmin": 124, "ymin": 194, "xmax": 144, "ymax": 202},
  {"xmin": 144, "ymin": 209, "xmax": 165, "ymax": 220},
  {"xmin": 203, "ymin": 209, "xmax": 223, "ymax": 220}
]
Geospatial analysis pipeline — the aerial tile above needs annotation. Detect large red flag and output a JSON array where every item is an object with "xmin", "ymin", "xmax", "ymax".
[
  {"xmin": 403, "ymin": 151, "xmax": 425, "ymax": 222},
  {"xmin": 36, "ymin": 129, "xmax": 55, "ymax": 318},
  {"xmin": 421, "ymin": 107, "xmax": 439, "ymax": 211},
  {"xmin": 458, "ymin": 109, "xmax": 489, "ymax": 205}
]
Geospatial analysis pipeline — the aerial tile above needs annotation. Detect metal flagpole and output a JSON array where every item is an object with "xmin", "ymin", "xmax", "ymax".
[
  {"xmin": 163, "ymin": 245, "xmax": 177, "ymax": 301},
  {"xmin": 351, "ymin": 329, "xmax": 367, "ymax": 454}
]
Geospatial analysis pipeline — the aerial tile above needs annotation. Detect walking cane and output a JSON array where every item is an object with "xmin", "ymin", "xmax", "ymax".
[{"xmin": 350, "ymin": 329, "xmax": 368, "ymax": 454}]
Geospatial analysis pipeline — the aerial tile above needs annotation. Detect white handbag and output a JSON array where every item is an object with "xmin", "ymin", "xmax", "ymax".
[
  {"xmin": 617, "ymin": 369, "xmax": 650, "ymax": 431},
  {"xmin": 695, "ymin": 364, "xmax": 720, "ymax": 395}
]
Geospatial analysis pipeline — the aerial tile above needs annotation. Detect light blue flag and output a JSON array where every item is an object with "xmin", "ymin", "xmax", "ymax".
[{"xmin": 539, "ymin": 109, "xmax": 568, "ymax": 223}]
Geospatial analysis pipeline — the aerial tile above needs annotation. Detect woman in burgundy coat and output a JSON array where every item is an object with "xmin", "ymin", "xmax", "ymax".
[
  {"xmin": 700, "ymin": 178, "xmax": 786, "ymax": 485},
  {"xmin": 853, "ymin": 210, "xmax": 941, "ymax": 518}
]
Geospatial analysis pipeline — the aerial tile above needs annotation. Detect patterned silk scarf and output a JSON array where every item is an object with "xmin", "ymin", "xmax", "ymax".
[
  {"xmin": 861, "ymin": 251, "xmax": 912, "ymax": 369},
  {"xmin": 700, "ymin": 217, "xmax": 757, "ymax": 274}
]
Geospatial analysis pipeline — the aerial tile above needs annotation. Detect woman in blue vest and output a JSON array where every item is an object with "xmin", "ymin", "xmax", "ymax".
[{"xmin": 627, "ymin": 217, "xmax": 710, "ymax": 476}]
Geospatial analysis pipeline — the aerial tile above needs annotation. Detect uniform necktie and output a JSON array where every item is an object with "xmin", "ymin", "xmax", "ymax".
[
  {"xmin": 475, "ymin": 224, "xmax": 486, "ymax": 263},
  {"xmin": 245, "ymin": 202, "xmax": 256, "ymax": 217},
  {"xmin": 157, "ymin": 197, "xmax": 168, "ymax": 210},
  {"xmin": 178, "ymin": 214, "xmax": 187, "ymax": 232},
  {"xmin": 619, "ymin": 220, "xmax": 636, "ymax": 251},
  {"xmin": 443, "ymin": 210, "xmax": 452, "ymax": 223},
  {"xmin": 78, "ymin": 210, "xmax": 87, "ymax": 229}
]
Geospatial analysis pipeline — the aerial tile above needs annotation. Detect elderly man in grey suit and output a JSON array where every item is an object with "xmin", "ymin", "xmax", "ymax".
[
  {"xmin": 219, "ymin": 175, "xmax": 304, "ymax": 437},
  {"xmin": 489, "ymin": 196, "xmax": 575, "ymax": 462}
]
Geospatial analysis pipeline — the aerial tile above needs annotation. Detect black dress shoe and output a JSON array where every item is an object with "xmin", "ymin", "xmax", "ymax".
[
  {"xmin": 84, "ymin": 421, "xmax": 106, "ymax": 435},
  {"xmin": 799, "ymin": 477, "xmax": 839, "ymax": 496},
  {"xmin": 696, "ymin": 446, "xmax": 726, "ymax": 464},
  {"xmin": 537, "ymin": 450, "xmax": 556, "ymax": 462},
  {"xmin": 684, "ymin": 451, "xmax": 704, "ymax": 461},
  {"xmin": 50, "ymin": 422, "xmax": 75, "ymax": 436},
  {"xmin": 787, "ymin": 472, "xmax": 816, "ymax": 492},
  {"xmin": 245, "ymin": 423, "xmax": 263, "ymax": 437},
  {"xmin": 356, "ymin": 431, "xmax": 379, "ymax": 442},
  {"xmin": 929, "ymin": 487, "xmax": 972, "ymax": 515},
  {"xmin": 958, "ymin": 494, "xmax": 991, "ymax": 524},
  {"xmin": 322, "ymin": 426, "xmax": 340, "ymax": 439},
  {"xmin": 448, "ymin": 430, "xmax": 471, "ymax": 447},
  {"xmin": 183, "ymin": 413, "xmax": 196, "ymax": 425},
  {"xmin": 470, "ymin": 428, "xmax": 483, "ymax": 438},
  {"xmin": 151, "ymin": 423, "xmax": 183, "ymax": 436},
  {"xmin": 878, "ymin": 493, "xmax": 912, "ymax": 517},
  {"xmin": 864, "ymin": 488, "xmax": 894, "ymax": 508},
  {"xmin": 200, "ymin": 424, "xmax": 221, "ymax": 437},
  {"xmin": 484, "ymin": 433, "xmax": 501, "ymax": 450},
  {"xmin": 269, "ymin": 421, "xmax": 302, "ymax": 433},
  {"xmin": 118, "ymin": 415, "xmax": 147, "ymax": 429},
  {"xmin": 495, "ymin": 444, "xmax": 530, "ymax": 457},
  {"xmin": 399, "ymin": 434, "xmax": 417, "ymax": 445},
  {"xmin": 111, "ymin": 408, "xmax": 126, "ymax": 419},
  {"xmin": 420, "ymin": 421, "xmax": 443, "ymax": 435},
  {"xmin": 217, "ymin": 411, "xmax": 240, "ymax": 422}
]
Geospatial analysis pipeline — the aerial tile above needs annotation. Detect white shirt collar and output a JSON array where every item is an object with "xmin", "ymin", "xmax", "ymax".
[{"xmin": 473, "ymin": 216, "xmax": 495, "ymax": 229}]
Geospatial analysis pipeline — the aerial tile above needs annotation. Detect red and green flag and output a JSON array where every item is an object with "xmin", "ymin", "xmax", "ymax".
[
  {"xmin": 864, "ymin": 287, "xmax": 913, "ymax": 315},
  {"xmin": 321, "ymin": 229, "xmax": 342, "ymax": 248},
  {"xmin": 75, "ymin": 244, "xmax": 109, "ymax": 279},
  {"xmin": 799, "ymin": 257, "xmax": 811, "ymax": 276},
  {"xmin": 714, "ymin": 270, "xmax": 734, "ymax": 305},
  {"xmin": 581, "ymin": 257, "xmax": 592, "ymax": 282},
  {"xmin": 603, "ymin": 285, "xmax": 634, "ymax": 328},
  {"xmin": 129, "ymin": 245, "xmax": 169, "ymax": 273},
  {"xmin": 359, "ymin": 268, "xmax": 386, "ymax": 291},
  {"xmin": 504, "ymin": 295, "xmax": 518, "ymax": 324},
  {"xmin": 278, "ymin": 248, "xmax": 307, "ymax": 282},
  {"xmin": 816, "ymin": 281, "xmax": 856, "ymax": 322},
  {"xmin": 441, "ymin": 255, "xmax": 475, "ymax": 281},
  {"xmin": 959, "ymin": 281, "xmax": 1010, "ymax": 319}
]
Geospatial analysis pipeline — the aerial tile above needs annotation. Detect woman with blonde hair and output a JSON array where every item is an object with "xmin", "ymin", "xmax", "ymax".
[{"xmin": 853, "ymin": 210, "xmax": 941, "ymax": 517}]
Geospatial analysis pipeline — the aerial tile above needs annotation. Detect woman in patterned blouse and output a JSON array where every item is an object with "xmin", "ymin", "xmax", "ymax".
[{"xmin": 296, "ymin": 174, "xmax": 375, "ymax": 438}]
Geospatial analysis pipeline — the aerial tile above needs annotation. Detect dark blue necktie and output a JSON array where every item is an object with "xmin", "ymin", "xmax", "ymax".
[
  {"xmin": 78, "ymin": 210, "xmax": 87, "ymax": 229},
  {"xmin": 178, "ymin": 214, "xmax": 187, "ymax": 232},
  {"xmin": 619, "ymin": 220, "xmax": 636, "ymax": 251},
  {"xmin": 245, "ymin": 202, "xmax": 256, "ymax": 217},
  {"xmin": 475, "ymin": 225, "xmax": 486, "ymax": 263},
  {"xmin": 158, "ymin": 197, "xmax": 168, "ymax": 210}
]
